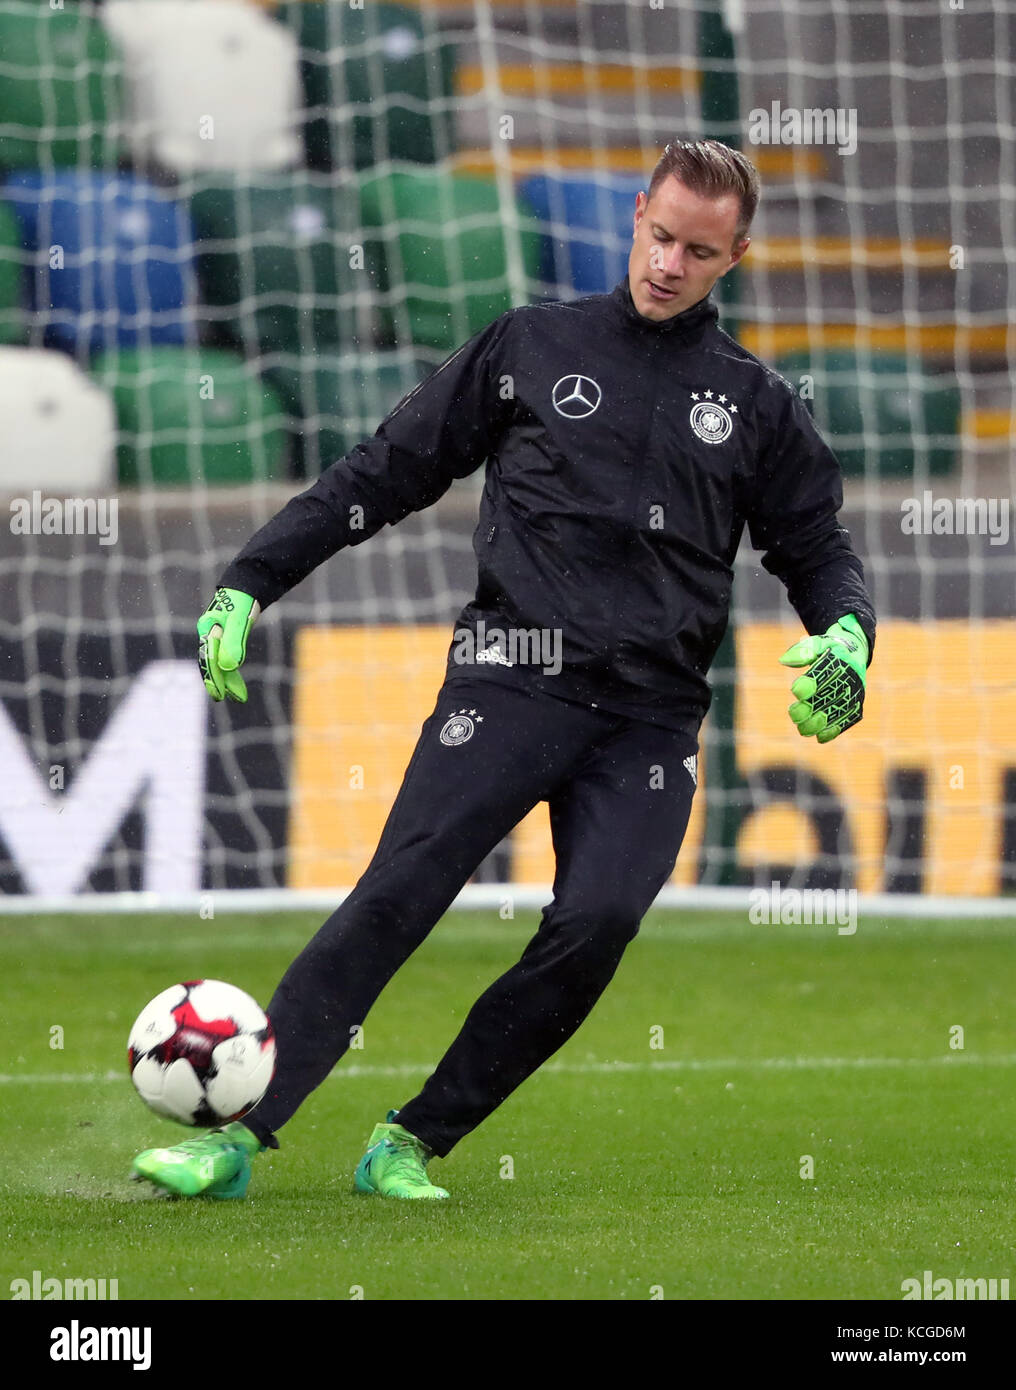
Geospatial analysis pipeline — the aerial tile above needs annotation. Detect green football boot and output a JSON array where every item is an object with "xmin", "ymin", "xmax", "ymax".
[
  {"xmin": 354, "ymin": 1110, "xmax": 450, "ymax": 1200},
  {"xmin": 131, "ymin": 1121, "xmax": 262, "ymax": 1199}
]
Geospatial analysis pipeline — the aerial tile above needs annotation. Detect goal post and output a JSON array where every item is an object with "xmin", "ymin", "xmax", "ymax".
[{"xmin": 0, "ymin": 0, "xmax": 1013, "ymax": 913}]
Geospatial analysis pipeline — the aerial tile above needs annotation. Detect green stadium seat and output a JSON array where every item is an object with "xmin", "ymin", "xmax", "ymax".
[
  {"xmin": 0, "ymin": 199, "xmax": 26, "ymax": 345},
  {"xmin": 358, "ymin": 169, "xmax": 544, "ymax": 351},
  {"xmin": 0, "ymin": 2, "xmax": 122, "ymax": 170},
  {"xmin": 278, "ymin": 0, "xmax": 456, "ymax": 171},
  {"xmin": 267, "ymin": 349, "xmax": 426, "ymax": 476},
  {"xmin": 775, "ymin": 349, "xmax": 959, "ymax": 477},
  {"xmin": 92, "ymin": 347, "xmax": 288, "ymax": 486},
  {"xmin": 190, "ymin": 173, "xmax": 380, "ymax": 357}
]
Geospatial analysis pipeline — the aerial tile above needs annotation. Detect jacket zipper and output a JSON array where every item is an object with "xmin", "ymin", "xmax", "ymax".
[{"xmin": 604, "ymin": 344, "xmax": 663, "ymax": 653}]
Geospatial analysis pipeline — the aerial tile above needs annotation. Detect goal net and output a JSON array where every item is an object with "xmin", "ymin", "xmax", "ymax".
[{"xmin": 0, "ymin": 0, "xmax": 1012, "ymax": 910}]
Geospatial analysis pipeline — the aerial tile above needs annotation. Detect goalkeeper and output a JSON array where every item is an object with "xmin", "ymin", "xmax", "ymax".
[{"xmin": 133, "ymin": 139, "xmax": 875, "ymax": 1201}]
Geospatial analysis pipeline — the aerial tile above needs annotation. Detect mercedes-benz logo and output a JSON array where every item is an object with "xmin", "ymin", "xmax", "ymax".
[{"xmin": 552, "ymin": 374, "xmax": 602, "ymax": 419}]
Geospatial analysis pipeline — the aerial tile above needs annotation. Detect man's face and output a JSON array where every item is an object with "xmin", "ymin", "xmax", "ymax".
[{"xmin": 627, "ymin": 176, "xmax": 750, "ymax": 322}]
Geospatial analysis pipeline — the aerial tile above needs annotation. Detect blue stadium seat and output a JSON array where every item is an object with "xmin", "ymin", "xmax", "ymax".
[
  {"xmin": 2, "ymin": 172, "xmax": 197, "ymax": 356},
  {"xmin": 518, "ymin": 174, "xmax": 644, "ymax": 295}
]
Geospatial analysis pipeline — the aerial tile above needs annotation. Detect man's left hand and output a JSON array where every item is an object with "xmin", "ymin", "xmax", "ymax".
[{"xmin": 778, "ymin": 613, "xmax": 869, "ymax": 743}]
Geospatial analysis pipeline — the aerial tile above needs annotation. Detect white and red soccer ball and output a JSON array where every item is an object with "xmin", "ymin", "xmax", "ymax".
[{"xmin": 127, "ymin": 979, "xmax": 276, "ymax": 1127}]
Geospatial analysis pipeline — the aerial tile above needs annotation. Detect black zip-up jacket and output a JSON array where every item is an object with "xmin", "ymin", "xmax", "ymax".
[{"xmin": 221, "ymin": 278, "xmax": 876, "ymax": 735}]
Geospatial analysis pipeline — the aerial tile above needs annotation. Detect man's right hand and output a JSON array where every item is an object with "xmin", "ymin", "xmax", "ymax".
[{"xmin": 196, "ymin": 588, "xmax": 260, "ymax": 703}]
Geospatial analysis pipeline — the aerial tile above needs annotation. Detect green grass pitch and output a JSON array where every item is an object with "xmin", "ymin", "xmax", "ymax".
[{"xmin": 2, "ymin": 909, "xmax": 1014, "ymax": 1301}]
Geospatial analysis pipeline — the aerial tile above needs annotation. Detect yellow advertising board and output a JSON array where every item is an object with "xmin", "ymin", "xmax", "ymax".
[
  {"xmin": 288, "ymin": 622, "xmax": 1016, "ymax": 896},
  {"xmin": 736, "ymin": 621, "xmax": 1016, "ymax": 896}
]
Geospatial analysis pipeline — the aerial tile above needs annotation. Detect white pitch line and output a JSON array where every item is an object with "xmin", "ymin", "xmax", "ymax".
[{"xmin": 4, "ymin": 1053, "xmax": 1016, "ymax": 1086}]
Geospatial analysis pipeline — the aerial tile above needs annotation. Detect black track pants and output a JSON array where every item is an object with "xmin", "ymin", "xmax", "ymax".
[{"xmin": 244, "ymin": 675, "xmax": 698, "ymax": 1155}]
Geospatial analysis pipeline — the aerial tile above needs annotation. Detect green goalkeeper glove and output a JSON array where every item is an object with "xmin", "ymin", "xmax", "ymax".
[
  {"xmin": 778, "ymin": 612, "xmax": 869, "ymax": 743},
  {"xmin": 196, "ymin": 587, "xmax": 260, "ymax": 703}
]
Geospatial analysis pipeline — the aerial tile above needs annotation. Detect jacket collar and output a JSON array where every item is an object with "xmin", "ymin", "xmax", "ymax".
[{"xmin": 609, "ymin": 276, "xmax": 719, "ymax": 338}]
